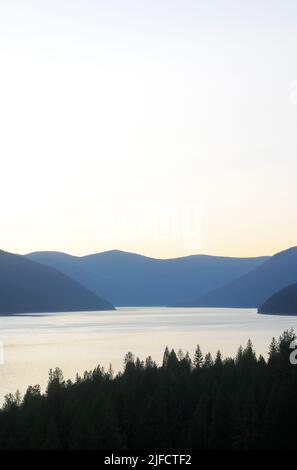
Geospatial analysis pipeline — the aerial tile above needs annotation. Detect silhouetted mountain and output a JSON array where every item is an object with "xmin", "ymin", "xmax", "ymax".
[
  {"xmin": 27, "ymin": 250, "xmax": 268, "ymax": 306},
  {"xmin": 180, "ymin": 247, "xmax": 297, "ymax": 308},
  {"xmin": 0, "ymin": 250, "xmax": 114, "ymax": 314},
  {"xmin": 258, "ymin": 283, "xmax": 297, "ymax": 315}
]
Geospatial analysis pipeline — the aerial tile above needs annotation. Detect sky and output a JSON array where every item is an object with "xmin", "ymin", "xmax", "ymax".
[{"xmin": 0, "ymin": 0, "xmax": 297, "ymax": 258}]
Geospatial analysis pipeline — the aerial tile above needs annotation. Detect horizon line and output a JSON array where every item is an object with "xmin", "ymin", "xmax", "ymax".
[{"xmin": 2, "ymin": 245, "xmax": 296, "ymax": 261}]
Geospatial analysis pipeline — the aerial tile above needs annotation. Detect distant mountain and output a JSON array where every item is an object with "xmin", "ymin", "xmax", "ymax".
[
  {"xmin": 0, "ymin": 250, "xmax": 114, "ymax": 314},
  {"xmin": 27, "ymin": 250, "xmax": 268, "ymax": 306},
  {"xmin": 179, "ymin": 247, "xmax": 297, "ymax": 308},
  {"xmin": 258, "ymin": 283, "xmax": 297, "ymax": 315}
]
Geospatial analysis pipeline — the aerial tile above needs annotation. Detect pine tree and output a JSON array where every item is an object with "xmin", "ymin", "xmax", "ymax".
[
  {"xmin": 204, "ymin": 352, "xmax": 214, "ymax": 368},
  {"xmin": 162, "ymin": 346, "xmax": 170, "ymax": 367},
  {"xmin": 243, "ymin": 339, "xmax": 256, "ymax": 361},
  {"xmin": 177, "ymin": 348, "xmax": 184, "ymax": 361},
  {"xmin": 124, "ymin": 352, "xmax": 135, "ymax": 366},
  {"xmin": 193, "ymin": 345, "xmax": 204, "ymax": 368},
  {"xmin": 124, "ymin": 352, "xmax": 136, "ymax": 374},
  {"xmin": 135, "ymin": 357, "xmax": 144, "ymax": 369},
  {"xmin": 145, "ymin": 355, "xmax": 155, "ymax": 369},
  {"xmin": 184, "ymin": 352, "xmax": 192, "ymax": 367},
  {"xmin": 268, "ymin": 337, "xmax": 278, "ymax": 365},
  {"xmin": 235, "ymin": 345, "xmax": 243, "ymax": 364},
  {"xmin": 108, "ymin": 363, "xmax": 114, "ymax": 379},
  {"xmin": 215, "ymin": 350, "xmax": 223, "ymax": 367}
]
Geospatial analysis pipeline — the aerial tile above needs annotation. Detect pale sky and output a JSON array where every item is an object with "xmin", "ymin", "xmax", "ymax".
[{"xmin": 0, "ymin": 0, "xmax": 297, "ymax": 258}]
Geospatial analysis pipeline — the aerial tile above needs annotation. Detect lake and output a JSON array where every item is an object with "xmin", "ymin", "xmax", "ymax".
[{"xmin": 0, "ymin": 307, "xmax": 297, "ymax": 403}]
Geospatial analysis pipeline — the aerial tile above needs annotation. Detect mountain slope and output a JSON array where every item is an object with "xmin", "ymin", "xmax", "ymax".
[
  {"xmin": 0, "ymin": 250, "xmax": 114, "ymax": 314},
  {"xmin": 180, "ymin": 247, "xmax": 297, "ymax": 308},
  {"xmin": 258, "ymin": 283, "xmax": 297, "ymax": 315},
  {"xmin": 27, "ymin": 250, "xmax": 268, "ymax": 306}
]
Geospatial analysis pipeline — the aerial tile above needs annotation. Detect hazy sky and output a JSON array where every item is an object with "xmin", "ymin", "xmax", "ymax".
[{"xmin": 0, "ymin": 0, "xmax": 297, "ymax": 258}]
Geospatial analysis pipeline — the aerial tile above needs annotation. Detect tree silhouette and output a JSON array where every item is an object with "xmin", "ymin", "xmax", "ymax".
[
  {"xmin": 0, "ymin": 331, "xmax": 297, "ymax": 450},
  {"xmin": 193, "ymin": 345, "xmax": 203, "ymax": 368}
]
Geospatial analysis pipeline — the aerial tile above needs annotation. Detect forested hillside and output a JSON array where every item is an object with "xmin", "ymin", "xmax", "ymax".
[{"xmin": 0, "ymin": 330, "xmax": 296, "ymax": 449}]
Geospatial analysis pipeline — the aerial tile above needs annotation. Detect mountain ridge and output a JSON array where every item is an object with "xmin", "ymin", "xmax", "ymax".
[
  {"xmin": 176, "ymin": 246, "xmax": 297, "ymax": 308},
  {"xmin": 0, "ymin": 250, "xmax": 115, "ymax": 314},
  {"xmin": 27, "ymin": 249, "xmax": 269, "ymax": 306}
]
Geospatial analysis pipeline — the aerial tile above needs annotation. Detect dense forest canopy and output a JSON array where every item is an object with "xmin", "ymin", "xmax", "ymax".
[{"xmin": 1, "ymin": 330, "xmax": 297, "ymax": 450}]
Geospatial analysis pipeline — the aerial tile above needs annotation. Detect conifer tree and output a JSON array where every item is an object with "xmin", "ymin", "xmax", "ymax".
[
  {"xmin": 204, "ymin": 352, "xmax": 214, "ymax": 368},
  {"xmin": 193, "ymin": 345, "xmax": 204, "ymax": 368},
  {"xmin": 162, "ymin": 346, "xmax": 170, "ymax": 367}
]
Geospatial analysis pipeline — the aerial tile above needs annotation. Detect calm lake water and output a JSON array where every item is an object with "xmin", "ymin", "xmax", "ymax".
[{"xmin": 0, "ymin": 307, "xmax": 297, "ymax": 403}]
